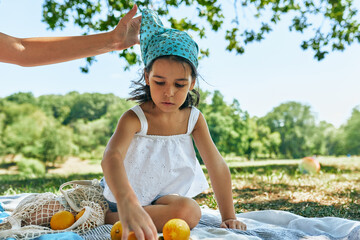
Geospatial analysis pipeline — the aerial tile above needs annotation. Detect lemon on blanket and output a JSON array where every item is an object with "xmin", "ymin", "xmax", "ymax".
[
  {"xmin": 110, "ymin": 221, "xmax": 123, "ymax": 240},
  {"xmin": 75, "ymin": 208, "xmax": 85, "ymax": 221},
  {"xmin": 127, "ymin": 232, "xmax": 138, "ymax": 240},
  {"xmin": 110, "ymin": 221, "xmax": 139, "ymax": 240},
  {"xmin": 163, "ymin": 218, "xmax": 190, "ymax": 240},
  {"xmin": 50, "ymin": 210, "xmax": 75, "ymax": 230}
]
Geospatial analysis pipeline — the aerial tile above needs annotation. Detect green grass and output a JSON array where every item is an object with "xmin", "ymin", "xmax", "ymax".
[
  {"xmin": 1, "ymin": 156, "xmax": 359, "ymax": 220},
  {"xmin": 196, "ymin": 156, "xmax": 360, "ymax": 220}
]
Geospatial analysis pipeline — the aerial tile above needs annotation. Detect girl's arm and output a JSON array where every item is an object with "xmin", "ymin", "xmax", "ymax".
[
  {"xmin": 192, "ymin": 113, "xmax": 247, "ymax": 230},
  {"xmin": 101, "ymin": 110, "xmax": 157, "ymax": 240},
  {"xmin": 0, "ymin": 5, "xmax": 140, "ymax": 67}
]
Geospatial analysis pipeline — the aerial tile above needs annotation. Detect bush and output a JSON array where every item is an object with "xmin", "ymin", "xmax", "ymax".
[
  {"xmin": 79, "ymin": 145, "xmax": 106, "ymax": 160},
  {"xmin": 17, "ymin": 158, "xmax": 46, "ymax": 177}
]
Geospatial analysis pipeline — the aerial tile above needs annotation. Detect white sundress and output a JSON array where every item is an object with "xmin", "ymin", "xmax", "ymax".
[{"xmin": 103, "ymin": 105, "xmax": 209, "ymax": 206}]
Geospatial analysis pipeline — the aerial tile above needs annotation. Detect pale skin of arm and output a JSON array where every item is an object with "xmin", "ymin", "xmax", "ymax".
[
  {"xmin": 192, "ymin": 112, "xmax": 247, "ymax": 230},
  {"xmin": 0, "ymin": 5, "xmax": 141, "ymax": 66},
  {"xmin": 101, "ymin": 110, "xmax": 158, "ymax": 240}
]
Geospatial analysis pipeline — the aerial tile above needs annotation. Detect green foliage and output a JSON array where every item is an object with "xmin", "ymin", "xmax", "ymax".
[
  {"xmin": 71, "ymin": 118, "xmax": 111, "ymax": 157},
  {"xmin": 38, "ymin": 122, "xmax": 73, "ymax": 167},
  {"xmin": 104, "ymin": 98, "xmax": 135, "ymax": 132},
  {"xmin": 62, "ymin": 92, "xmax": 118, "ymax": 124},
  {"xmin": 343, "ymin": 106, "xmax": 360, "ymax": 155},
  {"xmin": 197, "ymin": 90, "xmax": 282, "ymax": 160},
  {"xmin": 0, "ymin": 91, "xmax": 359, "ymax": 163},
  {"xmin": 260, "ymin": 101, "xmax": 317, "ymax": 158},
  {"xmin": 37, "ymin": 94, "xmax": 72, "ymax": 123},
  {"xmin": 5, "ymin": 92, "xmax": 36, "ymax": 105},
  {"xmin": 17, "ymin": 158, "xmax": 46, "ymax": 177},
  {"xmin": 41, "ymin": 0, "xmax": 360, "ymax": 72},
  {"xmin": 2, "ymin": 103, "xmax": 49, "ymax": 157}
]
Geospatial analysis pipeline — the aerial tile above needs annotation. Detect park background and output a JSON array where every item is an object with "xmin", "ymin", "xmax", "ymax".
[{"xmin": 0, "ymin": 0, "xmax": 360, "ymax": 221}]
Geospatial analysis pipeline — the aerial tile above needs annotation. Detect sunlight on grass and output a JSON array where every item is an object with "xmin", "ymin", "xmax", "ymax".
[
  {"xmin": 197, "ymin": 156, "xmax": 360, "ymax": 220},
  {"xmin": 1, "ymin": 156, "xmax": 359, "ymax": 220}
]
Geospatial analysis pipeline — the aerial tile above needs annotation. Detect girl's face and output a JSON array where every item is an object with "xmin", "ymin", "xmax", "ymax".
[{"xmin": 145, "ymin": 58, "xmax": 195, "ymax": 112}]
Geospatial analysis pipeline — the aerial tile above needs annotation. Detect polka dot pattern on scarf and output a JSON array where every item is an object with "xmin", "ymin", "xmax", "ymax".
[{"xmin": 140, "ymin": 8, "xmax": 199, "ymax": 68}]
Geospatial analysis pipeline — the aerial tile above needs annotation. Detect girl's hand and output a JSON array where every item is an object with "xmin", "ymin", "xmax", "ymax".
[
  {"xmin": 220, "ymin": 218, "xmax": 247, "ymax": 230},
  {"xmin": 117, "ymin": 196, "xmax": 158, "ymax": 240}
]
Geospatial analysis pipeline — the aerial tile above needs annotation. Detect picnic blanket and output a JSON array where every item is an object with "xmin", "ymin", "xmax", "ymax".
[{"xmin": 1, "ymin": 194, "xmax": 360, "ymax": 240}]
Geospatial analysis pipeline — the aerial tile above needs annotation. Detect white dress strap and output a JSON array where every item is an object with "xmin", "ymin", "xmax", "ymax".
[
  {"xmin": 187, "ymin": 107, "xmax": 200, "ymax": 134},
  {"xmin": 130, "ymin": 105, "xmax": 148, "ymax": 135}
]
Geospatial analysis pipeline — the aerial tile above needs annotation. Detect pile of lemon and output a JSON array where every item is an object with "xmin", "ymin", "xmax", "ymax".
[
  {"xmin": 51, "ymin": 210, "xmax": 191, "ymax": 240},
  {"xmin": 111, "ymin": 218, "xmax": 190, "ymax": 240},
  {"xmin": 50, "ymin": 209, "xmax": 85, "ymax": 230}
]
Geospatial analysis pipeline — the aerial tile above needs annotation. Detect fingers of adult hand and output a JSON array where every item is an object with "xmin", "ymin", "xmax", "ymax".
[
  {"xmin": 130, "ymin": 15, "xmax": 142, "ymax": 44},
  {"xmin": 120, "ymin": 4, "xmax": 138, "ymax": 25}
]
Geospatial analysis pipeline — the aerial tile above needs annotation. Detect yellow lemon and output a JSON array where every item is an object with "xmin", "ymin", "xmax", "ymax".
[
  {"xmin": 110, "ymin": 221, "xmax": 140, "ymax": 240},
  {"xmin": 75, "ymin": 208, "xmax": 85, "ymax": 221},
  {"xmin": 110, "ymin": 221, "xmax": 123, "ymax": 240},
  {"xmin": 127, "ymin": 231, "xmax": 138, "ymax": 240},
  {"xmin": 163, "ymin": 218, "xmax": 190, "ymax": 240},
  {"xmin": 50, "ymin": 210, "xmax": 75, "ymax": 230}
]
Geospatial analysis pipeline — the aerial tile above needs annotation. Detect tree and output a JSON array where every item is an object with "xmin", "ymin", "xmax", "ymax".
[
  {"xmin": 343, "ymin": 106, "xmax": 360, "ymax": 155},
  {"xmin": 39, "ymin": 122, "xmax": 73, "ymax": 169},
  {"xmin": 202, "ymin": 91, "xmax": 240, "ymax": 155},
  {"xmin": 309, "ymin": 120, "xmax": 337, "ymax": 156},
  {"xmin": 63, "ymin": 92, "xmax": 118, "ymax": 124},
  {"xmin": 37, "ymin": 94, "xmax": 72, "ymax": 123},
  {"xmin": 0, "ymin": 112, "xmax": 6, "ymax": 156},
  {"xmin": 71, "ymin": 118, "xmax": 111, "ymax": 155},
  {"xmin": 41, "ymin": 0, "xmax": 360, "ymax": 72},
  {"xmin": 105, "ymin": 98, "xmax": 135, "ymax": 132},
  {"xmin": 260, "ymin": 101, "xmax": 316, "ymax": 158},
  {"xmin": 5, "ymin": 92, "xmax": 36, "ymax": 105},
  {"xmin": 2, "ymin": 104, "xmax": 49, "ymax": 158}
]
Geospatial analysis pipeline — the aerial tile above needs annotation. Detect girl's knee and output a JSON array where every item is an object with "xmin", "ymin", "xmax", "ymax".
[{"xmin": 171, "ymin": 197, "xmax": 201, "ymax": 229}]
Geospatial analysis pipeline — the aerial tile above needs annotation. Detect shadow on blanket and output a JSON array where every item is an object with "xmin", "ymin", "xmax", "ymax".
[{"xmin": 1, "ymin": 194, "xmax": 360, "ymax": 240}]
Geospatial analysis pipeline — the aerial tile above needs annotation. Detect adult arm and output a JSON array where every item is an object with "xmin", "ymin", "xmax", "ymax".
[
  {"xmin": 192, "ymin": 113, "xmax": 247, "ymax": 230},
  {"xmin": 101, "ymin": 110, "xmax": 157, "ymax": 240},
  {"xmin": 0, "ymin": 5, "xmax": 140, "ymax": 66}
]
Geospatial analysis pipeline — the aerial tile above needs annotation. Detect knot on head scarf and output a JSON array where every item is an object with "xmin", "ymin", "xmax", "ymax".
[{"xmin": 140, "ymin": 8, "xmax": 199, "ymax": 68}]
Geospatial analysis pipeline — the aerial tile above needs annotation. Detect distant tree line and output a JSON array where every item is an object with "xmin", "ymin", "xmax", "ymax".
[{"xmin": 0, "ymin": 91, "xmax": 359, "ymax": 168}]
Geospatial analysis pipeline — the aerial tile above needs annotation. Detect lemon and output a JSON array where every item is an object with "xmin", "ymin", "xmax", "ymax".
[
  {"xmin": 163, "ymin": 218, "xmax": 190, "ymax": 240},
  {"xmin": 75, "ymin": 208, "xmax": 85, "ymax": 221},
  {"xmin": 50, "ymin": 210, "xmax": 75, "ymax": 230},
  {"xmin": 110, "ymin": 221, "xmax": 123, "ymax": 240},
  {"xmin": 110, "ymin": 221, "xmax": 139, "ymax": 240}
]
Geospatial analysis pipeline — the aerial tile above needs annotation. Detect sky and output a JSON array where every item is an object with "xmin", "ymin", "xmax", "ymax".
[{"xmin": 1, "ymin": 0, "xmax": 360, "ymax": 128}]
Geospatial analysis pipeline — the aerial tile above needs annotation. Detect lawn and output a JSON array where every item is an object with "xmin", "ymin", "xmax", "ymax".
[{"xmin": 1, "ymin": 156, "xmax": 359, "ymax": 220}]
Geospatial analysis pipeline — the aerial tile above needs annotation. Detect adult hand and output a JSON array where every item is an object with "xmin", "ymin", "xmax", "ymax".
[
  {"xmin": 117, "ymin": 196, "xmax": 158, "ymax": 240},
  {"xmin": 112, "ymin": 4, "xmax": 141, "ymax": 51},
  {"xmin": 220, "ymin": 218, "xmax": 247, "ymax": 230}
]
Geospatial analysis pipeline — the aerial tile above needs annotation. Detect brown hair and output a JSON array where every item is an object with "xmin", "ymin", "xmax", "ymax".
[{"xmin": 128, "ymin": 55, "xmax": 200, "ymax": 109}]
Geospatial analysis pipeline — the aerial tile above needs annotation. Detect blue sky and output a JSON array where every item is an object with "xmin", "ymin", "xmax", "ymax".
[{"xmin": 1, "ymin": 0, "xmax": 359, "ymax": 128}]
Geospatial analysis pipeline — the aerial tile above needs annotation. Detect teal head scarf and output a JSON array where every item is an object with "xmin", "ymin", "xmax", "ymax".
[{"xmin": 140, "ymin": 8, "xmax": 199, "ymax": 68}]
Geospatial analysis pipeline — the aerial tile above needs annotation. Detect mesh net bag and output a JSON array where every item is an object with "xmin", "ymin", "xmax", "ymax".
[{"xmin": 0, "ymin": 179, "xmax": 109, "ymax": 239}]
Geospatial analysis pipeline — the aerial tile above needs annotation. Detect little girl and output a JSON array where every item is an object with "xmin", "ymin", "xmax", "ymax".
[{"xmin": 101, "ymin": 8, "xmax": 247, "ymax": 240}]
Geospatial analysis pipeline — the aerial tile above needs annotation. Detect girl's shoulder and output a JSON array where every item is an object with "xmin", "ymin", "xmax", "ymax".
[
  {"xmin": 193, "ymin": 109, "xmax": 207, "ymax": 131},
  {"xmin": 116, "ymin": 107, "xmax": 142, "ymax": 133}
]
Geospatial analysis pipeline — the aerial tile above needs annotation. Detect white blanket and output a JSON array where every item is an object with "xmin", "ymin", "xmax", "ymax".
[{"xmin": 1, "ymin": 194, "xmax": 360, "ymax": 240}]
